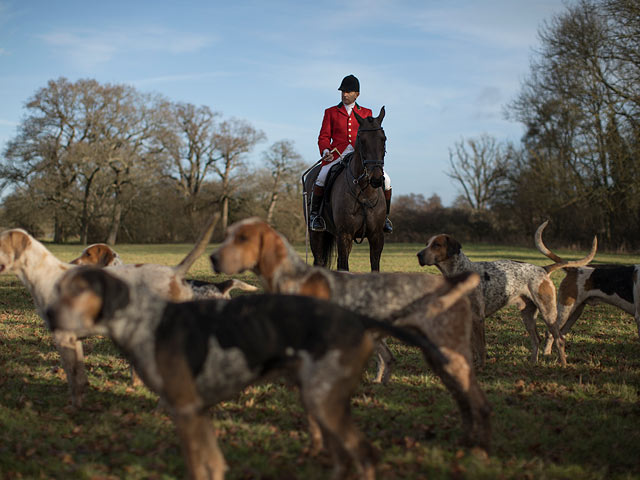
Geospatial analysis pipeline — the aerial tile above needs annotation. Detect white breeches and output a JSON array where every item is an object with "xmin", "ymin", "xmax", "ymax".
[{"xmin": 315, "ymin": 161, "xmax": 391, "ymax": 190}]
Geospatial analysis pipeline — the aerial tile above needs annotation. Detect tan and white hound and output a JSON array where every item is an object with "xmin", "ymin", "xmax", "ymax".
[
  {"xmin": 71, "ymin": 243, "xmax": 123, "ymax": 267},
  {"xmin": 71, "ymin": 242, "xmax": 257, "ymax": 299},
  {"xmin": 0, "ymin": 213, "xmax": 218, "ymax": 407}
]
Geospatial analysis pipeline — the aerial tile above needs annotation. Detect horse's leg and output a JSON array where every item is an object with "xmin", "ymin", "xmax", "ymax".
[
  {"xmin": 336, "ymin": 233, "xmax": 353, "ymax": 271},
  {"xmin": 368, "ymin": 231, "xmax": 384, "ymax": 272}
]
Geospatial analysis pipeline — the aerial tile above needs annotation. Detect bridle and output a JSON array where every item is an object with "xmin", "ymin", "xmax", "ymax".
[{"xmin": 350, "ymin": 126, "xmax": 385, "ymax": 186}]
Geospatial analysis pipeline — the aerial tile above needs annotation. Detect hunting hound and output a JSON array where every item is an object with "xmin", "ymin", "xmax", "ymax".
[
  {"xmin": 71, "ymin": 243, "xmax": 257, "ymax": 299},
  {"xmin": 533, "ymin": 221, "xmax": 635, "ymax": 353},
  {"xmin": 209, "ymin": 218, "xmax": 491, "ymax": 451},
  {"xmin": 0, "ymin": 213, "xmax": 218, "ymax": 407},
  {"xmin": 47, "ymin": 266, "xmax": 449, "ymax": 480},
  {"xmin": 416, "ymin": 223, "xmax": 597, "ymax": 366}
]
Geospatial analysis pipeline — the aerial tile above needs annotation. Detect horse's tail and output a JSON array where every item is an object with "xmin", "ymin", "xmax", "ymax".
[{"xmin": 320, "ymin": 231, "xmax": 336, "ymax": 267}]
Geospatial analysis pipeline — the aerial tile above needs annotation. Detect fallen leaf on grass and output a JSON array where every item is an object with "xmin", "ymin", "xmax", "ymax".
[
  {"xmin": 470, "ymin": 447, "xmax": 489, "ymax": 461},
  {"xmin": 404, "ymin": 436, "xmax": 417, "ymax": 448}
]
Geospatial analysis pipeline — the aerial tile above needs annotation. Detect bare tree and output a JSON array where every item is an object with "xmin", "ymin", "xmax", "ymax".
[
  {"xmin": 0, "ymin": 78, "xmax": 170, "ymax": 244},
  {"xmin": 261, "ymin": 140, "xmax": 304, "ymax": 223},
  {"xmin": 446, "ymin": 135, "xmax": 509, "ymax": 211},
  {"xmin": 91, "ymin": 86, "xmax": 168, "ymax": 244},
  {"xmin": 211, "ymin": 118, "xmax": 266, "ymax": 230},
  {"xmin": 162, "ymin": 102, "xmax": 221, "ymax": 231},
  {"xmin": 1, "ymin": 77, "xmax": 99, "ymax": 241},
  {"xmin": 506, "ymin": 0, "xmax": 640, "ymax": 246}
]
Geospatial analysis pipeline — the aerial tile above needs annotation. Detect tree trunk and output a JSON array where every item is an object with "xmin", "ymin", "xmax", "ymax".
[
  {"xmin": 80, "ymin": 192, "xmax": 89, "ymax": 245},
  {"xmin": 221, "ymin": 196, "xmax": 229, "ymax": 232},
  {"xmin": 53, "ymin": 213, "xmax": 63, "ymax": 243},
  {"xmin": 266, "ymin": 170, "xmax": 281, "ymax": 224},
  {"xmin": 107, "ymin": 201, "xmax": 122, "ymax": 245},
  {"xmin": 266, "ymin": 191, "xmax": 278, "ymax": 224}
]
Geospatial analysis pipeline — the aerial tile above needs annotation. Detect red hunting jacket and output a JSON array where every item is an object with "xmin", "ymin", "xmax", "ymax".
[{"xmin": 318, "ymin": 102, "xmax": 373, "ymax": 165}]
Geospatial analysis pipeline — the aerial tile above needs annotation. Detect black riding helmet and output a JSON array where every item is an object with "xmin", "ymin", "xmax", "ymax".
[{"xmin": 338, "ymin": 74, "xmax": 359, "ymax": 92}]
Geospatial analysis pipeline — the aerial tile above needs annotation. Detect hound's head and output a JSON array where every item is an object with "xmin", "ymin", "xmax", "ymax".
[
  {"xmin": 71, "ymin": 243, "xmax": 123, "ymax": 267},
  {"xmin": 0, "ymin": 229, "xmax": 33, "ymax": 274},
  {"xmin": 46, "ymin": 267, "xmax": 130, "ymax": 337},
  {"xmin": 209, "ymin": 217, "xmax": 287, "ymax": 280},
  {"xmin": 417, "ymin": 234, "xmax": 461, "ymax": 267}
]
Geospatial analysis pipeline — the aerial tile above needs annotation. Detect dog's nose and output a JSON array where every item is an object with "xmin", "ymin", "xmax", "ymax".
[{"xmin": 416, "ymin": 251, "xmax": 425, "ymax": 266}]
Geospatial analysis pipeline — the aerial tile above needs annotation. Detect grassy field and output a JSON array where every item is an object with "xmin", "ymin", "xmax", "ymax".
[{"xmin": 1, "ymin": 241, "xmax": 639, "ymax": 479}]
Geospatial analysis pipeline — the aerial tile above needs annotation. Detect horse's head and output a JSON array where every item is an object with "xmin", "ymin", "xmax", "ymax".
[{"xmin": 354, "ymin": 106, "xmax": 386, "ymax": 188}]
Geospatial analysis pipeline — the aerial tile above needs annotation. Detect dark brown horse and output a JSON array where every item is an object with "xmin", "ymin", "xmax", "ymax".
[{"xmin": 303, "ymin": 106, "xmax": 387, "ymax": 271}]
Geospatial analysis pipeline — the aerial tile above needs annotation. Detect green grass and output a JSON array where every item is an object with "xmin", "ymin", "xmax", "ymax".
[{"xmin": 1, "ymin": 241, "xmax": 639, "ymax": 479}]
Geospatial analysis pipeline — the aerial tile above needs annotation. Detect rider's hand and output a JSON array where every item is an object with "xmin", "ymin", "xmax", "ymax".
[{"xmin": 321, "ymin": 150, "xmax": 334, "ymax": 162}]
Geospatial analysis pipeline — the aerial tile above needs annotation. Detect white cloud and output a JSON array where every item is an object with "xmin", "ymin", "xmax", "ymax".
[
  {"xmin": 38, "ymin": 27, "xmax": 217, "ymax": 70},
  {"xmin": 406, "ymin": 2, "xmax": 560, "ymax": 50}
]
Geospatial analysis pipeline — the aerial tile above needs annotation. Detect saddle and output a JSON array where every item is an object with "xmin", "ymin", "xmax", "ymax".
[{"xmin": 323, "ymin": 152, "xmax": 353, "ymax": 203}]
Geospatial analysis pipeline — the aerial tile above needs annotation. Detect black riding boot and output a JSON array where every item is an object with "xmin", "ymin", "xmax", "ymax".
[
  {"xmin": 309, "ymin": 185, "xmax": 326, "ymax": 232},
  {"xmin": 383, "ymin": 188, "xmax": 393, "ymax": 234}
]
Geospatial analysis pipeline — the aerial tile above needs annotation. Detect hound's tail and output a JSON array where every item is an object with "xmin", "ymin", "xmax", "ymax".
[
  {"xmin": 362, "ymin": 317, "xmax": 448, "ymax": 368},
  {"xmin": 363, "ymin": 271, "xmax": 481, "ymax": 368},
  {"xmin": 214, "ymin": 279, "xmax": 259, "ymax": 298},
  {"xmin": 535, "ymin": 220, "xmax": 598, "ymax": 275},
  {"xmin": 175, "ymin": 212, "xmax": 221, "ymax": 277}
]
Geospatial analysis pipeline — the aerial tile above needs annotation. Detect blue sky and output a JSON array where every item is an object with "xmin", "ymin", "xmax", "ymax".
[{"xmin": 0, "ymin": 0, "xmax": 567, "ymax": 206}]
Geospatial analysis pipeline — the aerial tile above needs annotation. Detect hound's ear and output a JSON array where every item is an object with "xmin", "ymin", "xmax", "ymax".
[
  {"xmin": 80, "ymin": 268, "xmax": 130, "ymax": 321},
  {"xmin": 377, "ymin": 106, "xmax": 385, "ymax": 123},
  {"xmin": 258, "ymin": 223, "xmax": 287, "ymax": 279},
  {"xmin": 258, "ymin": 224, "xmax": 287, "ymax": 278},
  {"xmin": 10, "ymin": 230, "xmax": 31, "ymax": 261},
  {"xmin": 99, "ymin": 271, "xmax": 130, "ymax": 320},
  {"xmin": 99, "ymin": 246, "xmax": 118, "ymax": 267},
  {"xmin": 446, "ymin": 235, "xmax": 461, "ymax": 257}
]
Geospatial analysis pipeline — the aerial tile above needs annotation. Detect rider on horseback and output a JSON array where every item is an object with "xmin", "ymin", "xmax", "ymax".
[{"xmin": 310, "ymin": 74, "xmax": 393, "ymax": 233}]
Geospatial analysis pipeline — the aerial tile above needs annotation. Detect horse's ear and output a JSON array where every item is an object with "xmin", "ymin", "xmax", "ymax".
[
  {"xmin": 353, "ymin": 110, "xmax": 365, "ymax": 125},
  {"xmin": 377, "ymin": 106, "xmax": 385, "ymax": 123}
]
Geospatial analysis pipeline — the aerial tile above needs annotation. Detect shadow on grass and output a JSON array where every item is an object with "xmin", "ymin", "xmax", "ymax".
[{"xmin": 1, "ymin": 286, "xmax": 639, "ymax": 478}]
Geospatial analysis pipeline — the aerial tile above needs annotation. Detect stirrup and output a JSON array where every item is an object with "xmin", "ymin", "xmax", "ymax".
[
  {"xmin": 383, "ymin": 217, "xmax": 393, "ymax": 234},
  {"xmin": 310, "ymin": 215, "xmax": 326, "ymax": 232}
]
